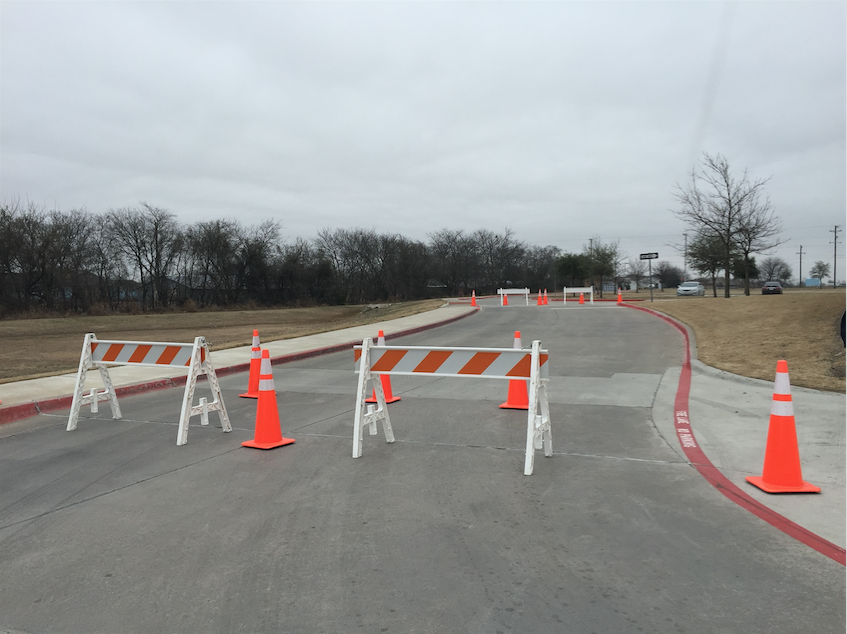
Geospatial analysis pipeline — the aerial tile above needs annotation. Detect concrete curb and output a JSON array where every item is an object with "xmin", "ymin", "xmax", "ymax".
[{"xmin": 0, "ymin": 305, "xmax": 479, "ymax": 426}]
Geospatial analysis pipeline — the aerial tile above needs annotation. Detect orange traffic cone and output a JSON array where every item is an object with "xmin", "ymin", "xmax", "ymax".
[
  {"xmin": 502, "ymin": 293, "xmax": 509, "ymax": 306},
  {"xmin": 617, "ymin": 289, "xmax": 623, "ymax": 305},
  {"xmin": 578, "ymin": 292, "xmax": 585, "ymax": 304},
  {"xmin": 543, "ymin": 289, "xmax": 548, "ymax": 305},
  {"xmin": 746, "ymin": 360, "xmax": 820, "ymax": 493},
  {"xmin": 500, "ymin": 331, "xmax": 529, "ymax": 410},
  {"xmin": 242, "ymin": 350, "xmax": 295, "ymax": 449},
  {"xmin": 239, "ymin": 329, "xmax": 262, "ymax": 398},
  {"xmin": 471, "ymin": 290, "xmax": 477, "ymax": 307},
  {"xmin": 366, "ymin": 330, "xmax": 401, "ymax": 404},
  {"xmin": 536, "ymin": 290, "xmax": 543, "ymax": 306}
]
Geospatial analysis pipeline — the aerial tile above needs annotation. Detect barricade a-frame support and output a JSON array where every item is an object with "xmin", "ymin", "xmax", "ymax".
[
  {"xmin": 352, "ymin": 337, "xmax": 395, "ymax": 458},
  {"xmin": 176, "ymin": 337, "xmax": 231, "ymax": 445},
  {"xmin": 524, "ymin": 340, "xmax": 553, "ymax": 475},
  {"xmin": 66, "ymin": 333, "xmax": 231, "ymax": 445}
]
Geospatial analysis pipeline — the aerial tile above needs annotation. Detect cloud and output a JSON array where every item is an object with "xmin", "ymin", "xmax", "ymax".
[{"xmin": 1, "ymin": 1, "xmax": 844, "ymax": 271}]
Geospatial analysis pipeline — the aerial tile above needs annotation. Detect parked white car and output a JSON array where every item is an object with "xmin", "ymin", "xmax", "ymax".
[{"xmin": 677, "ymin": 281, "xmax": 705, "ymax": 296}]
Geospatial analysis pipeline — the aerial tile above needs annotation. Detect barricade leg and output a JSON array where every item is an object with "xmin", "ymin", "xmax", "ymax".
[
  {"xmin": 67, "ymin": 333, "xmax": 94, "ymax": 432},
  {"xmin": 524, "ymin": 341, "xmax": 552, "ymax": 475},
  {"xmin": 177, "ymin": 337, "xmax": 230, "ymax": 446},
  {"xmin": 96, "ymin": 365, "xmax": 121, "ymax": 419},
  {"xmin": 353, "ymin": 338, "xmax": 394, "ymax": 458}
]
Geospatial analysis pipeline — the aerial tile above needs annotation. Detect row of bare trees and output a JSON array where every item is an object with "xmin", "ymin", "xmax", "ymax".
[{"xmin": 0, "ymin": 201, "xmax": 569, "ymax": 314}]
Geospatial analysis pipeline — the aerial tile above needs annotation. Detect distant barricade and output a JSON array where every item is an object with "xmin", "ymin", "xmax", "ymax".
[
  {"xmin": 497, "ymin": 287, "xmax": 530, "ymax": 306},
  {"xmin": 563, "ymin": 286, "xmax": 594, "ymax": 304}
]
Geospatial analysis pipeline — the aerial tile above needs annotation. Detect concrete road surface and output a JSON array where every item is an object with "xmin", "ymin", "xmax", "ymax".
[{"xmin": 0, "ymin": 302, "xmax": 843, "ymax": 633}]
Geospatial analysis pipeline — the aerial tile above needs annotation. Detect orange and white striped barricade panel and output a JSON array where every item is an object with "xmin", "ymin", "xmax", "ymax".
[
  {"xmin": 353, "ymin": 339, "xmax": 551, "ymax": 474},
  {"xmin": 497, "ymin": 287, "xmax": 531, "ymax": 306},
  {"xmin": 66, "ymin": 334, "xmax": 231, "ymax": 445},
  {"xmin": 562, "ymin": 286, "xmax": 594, "ymax": 304}
]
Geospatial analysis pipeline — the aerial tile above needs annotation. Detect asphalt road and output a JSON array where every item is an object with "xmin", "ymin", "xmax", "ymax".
[{"xmin": 0, "ymin": 305, "xmax": 843, "ymax": 633}]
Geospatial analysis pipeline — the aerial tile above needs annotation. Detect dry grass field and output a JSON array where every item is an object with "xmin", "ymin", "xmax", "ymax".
[
  {"xmin": 639, "ymin": 288, "xmax": 845, "ymax": 393},
  {"xmin": 0, "ymin": 299, "xmax": 443, "ymax": 384}
]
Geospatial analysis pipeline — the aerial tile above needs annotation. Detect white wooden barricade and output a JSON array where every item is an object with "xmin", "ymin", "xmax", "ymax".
[
  {"xmin": 497, "ymin": 287, "xmax": 530, "ymax": 306},
  {"xmin": 352, "ymin": 339, "xmax": 552, "ymax": 475},
  {"xmin": 66, "ymin": 333, "xmax": 231, "ymax": 445},
  {"xmin": 563, "ymin": 286, "xmax": 594, "ymax": 304}
]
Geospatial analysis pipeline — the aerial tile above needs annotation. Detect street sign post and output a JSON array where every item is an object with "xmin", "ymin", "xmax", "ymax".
[{"xmin": 639, "ymin": 253, "xmax": 658, "ymax": 301}]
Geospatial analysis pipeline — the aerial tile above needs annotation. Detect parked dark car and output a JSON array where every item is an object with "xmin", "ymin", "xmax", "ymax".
[{"xmin": 762, "ymin": 281, "xmax": 783, "ymax": 295}]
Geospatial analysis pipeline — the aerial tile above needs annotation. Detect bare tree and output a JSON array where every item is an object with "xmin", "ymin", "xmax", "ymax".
[
  {"xmin": 733, "ymin": 193, "xmax": 784, "ymax": 295},
  {"xmin": 626, "ymin": 258, "xmax": 647, "ymax": 292},
  {"xmin": 472, "ymin": 228, "xmax": 524, "ymax": 294},
  {"xmin": 106, "ymin": 203, "xmax": 183, "ymax": 309},
  {"xmin": 673, "ymin": 153, "xmax": 781, "ymax": 298},
  {"xmin": 428, "ymin": 228, "xmax": 479, "ymax": 295},
  {"xmin": 522, "ymin": 245, "xmax": 562, "ymax": 292},
  {"xmin": 758, "ymin": 257, "xmax": 792, "ymax": 285}
]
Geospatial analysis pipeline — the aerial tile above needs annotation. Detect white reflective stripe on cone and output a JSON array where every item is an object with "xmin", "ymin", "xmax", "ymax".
[
  {"xmin": 771, "ymin": 399, "xmax": 794, "ymax": 418},
  {"xmin": 773, "ymin": 372, "xmax": 791, "ymax": 396},
  {"xmin": 259, "ymin": 356, "xmax": 274, "ymax": 390},
  {"xmin": 251, "ymin": 347, "xmax": 261, "ymax": 359}
]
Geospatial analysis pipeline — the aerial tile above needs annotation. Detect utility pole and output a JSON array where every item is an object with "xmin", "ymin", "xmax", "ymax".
[
  {"xmin": 830, "ymin": 225, "xmax": 841, "ymax": 287},
  {"xmin": 683, "ymin": 232, "xmax": 688, "ymax": 281},
  {"xmin": 796, "ymin": 245, "xmax": 803, "ymax": 286}
]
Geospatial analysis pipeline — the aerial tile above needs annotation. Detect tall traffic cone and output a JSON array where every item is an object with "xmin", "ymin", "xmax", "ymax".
[
  {"xmin": 543, "ymin": 289, "xmax": 548, "ymax": 305},
  {"xmin": 502, "ymin": 293, "xmax": 509, "ymax": 306},
  {"xmin": 239, "ymin": 329, "xmax": 262, "ymax": 398},
  {"xmin": 242, "ymin": 350, "xmax": 295, "ymax": 449},
  {"xmin": 471, "ymin": 290, "xmax": 477, "ymax": 307},
  {"xmin": 617, "ymin": 289, "xmax": 623, "ymax": 305},
  {"xmin": 536, "ymin": 290, "xmax": 543, "ymax": 306},
  {"xmin": 746, "ymin": 360, "xmax": 820, "ymax": 493},
  {"xmin": 500, "ymin": 331, "xmax": 529, "ymax": 410},
  {"xmin": 366, "ymin": 330, "xmax": 401, "ymax": 404},
  {"xmin": 578, "ymin": 292, "xmax": 585, "ymax": 305}
]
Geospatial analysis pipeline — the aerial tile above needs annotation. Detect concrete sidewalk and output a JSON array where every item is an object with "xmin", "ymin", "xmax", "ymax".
[
  {"xmin": 0, "ymin": 303, "xmax": 478, "ymax": 415},
  {"xmin": 650, "ymin": 320, "xmax": 845, "ymax": 551}
]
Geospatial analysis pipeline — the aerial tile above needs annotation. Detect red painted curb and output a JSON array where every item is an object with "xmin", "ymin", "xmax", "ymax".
[
  {"xmin": 624, "ymin": 303, "xmax": 846, "ymax": 566},
  {"xmin": 0, "ymin": 403, "xmax": 40, "ymax": 425},
  {"xmin": 0, "ymin": 307, "xmax": 480, "ymax": 426}
]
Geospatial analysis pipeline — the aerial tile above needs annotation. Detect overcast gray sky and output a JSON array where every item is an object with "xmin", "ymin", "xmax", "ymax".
[{"xmin": 2, "ymin": 1, "xmax": 844, "ymax": 281}]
